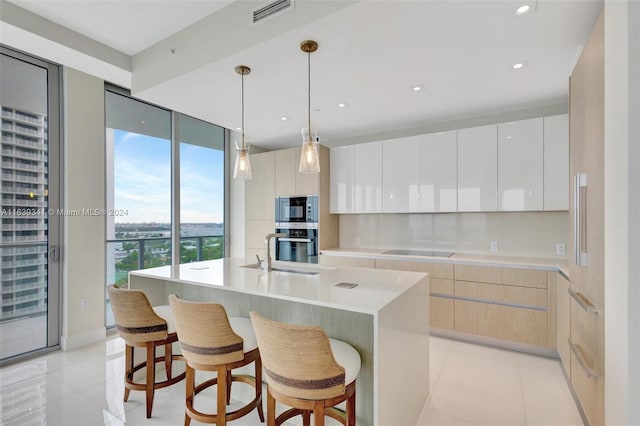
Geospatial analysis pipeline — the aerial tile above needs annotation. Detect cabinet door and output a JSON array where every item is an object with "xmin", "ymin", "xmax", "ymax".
[
  {"xmin": 354, "ymin": 141, "xmax": 382, "ymax": 213},
  {"xmin": 498, "ymin": 118, "xmax": 543, "ymax": 211},
  {"xmin": 330, "ymin": 145, "xmax": 354, "ymax": 213},
  {"xmin": 457, "ymin": 124, "xmax": 498, "ymax": 211},
  {"xmin": 275, "ymin": 148, "xmax": 296, "ymax": 196},
  {"xmin": 382, "ymin": 136, "xmax": 417, "ymax": 212},
  {"xmin": 555, "ymin": 273, "xmax": 570, "ymax": 373},
  {"xmin": 415, "ymin": 131, "xmax": 457, "ymax": 212},
  {"xmin": 245, "ymin": 152, "xmax": 275, "ymax": 220},
  {"xmin": 543, "ymin": 114, "xmax": 569, "ymax": 210}
]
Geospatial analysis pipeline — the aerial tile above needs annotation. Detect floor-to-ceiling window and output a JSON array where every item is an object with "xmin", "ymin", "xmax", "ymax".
[
  {"xmin": 0, "ymin": 48, "xmax": 61, "ymax": 363},
  {"xmin": 104, "ymin": 88, "xmax": 227, "ymax": 327}
]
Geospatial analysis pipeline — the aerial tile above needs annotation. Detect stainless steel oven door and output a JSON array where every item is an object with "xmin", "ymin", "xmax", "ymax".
[{"xmin": 275, "ymin": 228, "xmax": 318, "ymax": 264}]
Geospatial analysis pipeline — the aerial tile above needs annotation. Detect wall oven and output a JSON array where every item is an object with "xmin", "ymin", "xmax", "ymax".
[
  {"xmin": 275, "ymin": 196, "xmax": 319, "ymax": 264},
  {"xmin": 275, "ymin": 195, "xmax": 318, "ymax": 224}
]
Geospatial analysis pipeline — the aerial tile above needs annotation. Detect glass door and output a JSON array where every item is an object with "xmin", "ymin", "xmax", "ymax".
[{"xmin": 0, "ymin": 48, "xmax": 61, "ymax": 362}]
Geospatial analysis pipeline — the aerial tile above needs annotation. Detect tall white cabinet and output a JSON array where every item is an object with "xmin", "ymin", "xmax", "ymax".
[
  {"xmin": 497, "ymin": 117, "xmax": 544, "ymax": 211},
  {"xmin": 457, "ymin": 124, "xmax": 498, "ymax": 212}
]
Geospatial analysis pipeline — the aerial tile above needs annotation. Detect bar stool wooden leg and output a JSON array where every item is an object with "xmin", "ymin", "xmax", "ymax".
[
  {"xmin": 185, "ymin": 365, "xmax": 194, "ymax": 426},
  {"xmin": 226, "ymin": 370, "xmax": 232, "ymax": 405},
  {"xmin": 146, "ymin": 342, "xmax": 156, "ymax": 418},
  {"xmin": 124, "ymin": 345, "xmax": 133, "ymax": 402},
  {"xmin": 217, "ymin": 366, "xmax": 228, "ymax": 426},
  {"xmin": 255, "ymin": 356, "xmax": 265, "ymax": 422},
  {"xmin": 267, "ymin": 388, "xmax": 276, "ymax": 426},
  {"xmin": 347, "ymin": 391, "xmax": 356, "ymax": 426},
  {"xmin": 165, "ymin": 343, "xmax": 173, "ymax": 378},
  {"xmin": 302, "ymin": 410, "xmax": 311, "ymax": 426},
  {"xmin": 313, "ymin": 401, "xmax": 325, "ymax": 426}
]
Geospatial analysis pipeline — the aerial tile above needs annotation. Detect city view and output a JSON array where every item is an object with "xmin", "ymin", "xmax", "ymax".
[{"xmin": 109, "ymin": 222, "xmax": 224, "ymax": 286}]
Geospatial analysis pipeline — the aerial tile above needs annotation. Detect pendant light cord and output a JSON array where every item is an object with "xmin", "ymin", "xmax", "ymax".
[
  {"xmin": 307, "ymin": 49, "xmax": 311, "ymax": 139},
  {"xmin": 241, "ymin": 72, "xmax": 245, "ymax": 150}
]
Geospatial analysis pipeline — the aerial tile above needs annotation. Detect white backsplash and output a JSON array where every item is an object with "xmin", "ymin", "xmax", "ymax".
[{"xmin": 339, "ymin": 211, "xmax": 569, "ymax": 258}]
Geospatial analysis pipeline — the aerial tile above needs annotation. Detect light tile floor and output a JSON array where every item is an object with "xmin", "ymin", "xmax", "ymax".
[{"xmin": 0, "ymin": 335, "xmax": 583, "ymax": 426}]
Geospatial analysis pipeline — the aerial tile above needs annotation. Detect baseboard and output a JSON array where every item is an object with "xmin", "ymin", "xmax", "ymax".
[
  {"xmin": 430, "ymin": 328, "xmax": 559, "ymax": 358},
  {"xmin": 60, "ymin": 327, "xmax": 106, "ymax": 351}
]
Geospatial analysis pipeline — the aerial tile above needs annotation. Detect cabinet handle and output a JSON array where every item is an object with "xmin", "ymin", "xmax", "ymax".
[
  {"xmin": 278, "ymin": 238, "xmax": 312, "ymax": 243},
  {"xmin": 568, "ymin": 287, "xmax": 599, "ymax": 315},
  {"xmin": 573, "ymin": 173, "xmax": 589, "ymax": 266},
  {"xmin": 569, "ymin": 338, "xmax": 600, "ymax": 378}
]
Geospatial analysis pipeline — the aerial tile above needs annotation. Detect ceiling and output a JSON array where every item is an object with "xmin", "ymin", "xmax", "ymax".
[{"xmin": 4, "ymin": 0, "xmax": 603, "ymax": 150}]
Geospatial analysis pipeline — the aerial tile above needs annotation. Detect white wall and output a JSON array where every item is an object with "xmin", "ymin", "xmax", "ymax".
[
  {"xmin": 604, "ymin": 1, "xmax": 639, "ymax": 424},
  {"xmin": 61, "ymin": 67, "xmax": 107, "ymax": 350},
  {"xmin": 339, "ymin": 211, "xmax": 568, "ymax": 258}
]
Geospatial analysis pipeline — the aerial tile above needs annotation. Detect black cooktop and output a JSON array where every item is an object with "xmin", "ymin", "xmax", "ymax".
[{"xmin": 382, "ymin": 249, "xmax": 455, "ymax": 258}]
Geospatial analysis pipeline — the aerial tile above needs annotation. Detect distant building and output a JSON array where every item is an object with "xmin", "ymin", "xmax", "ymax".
[{"xmin": 0, "ymin": 106, "xmax": 48, "ymax": 321}]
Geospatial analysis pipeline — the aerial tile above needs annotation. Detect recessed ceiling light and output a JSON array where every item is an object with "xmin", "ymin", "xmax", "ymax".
[
  {"xmin": 337, "ymin": 103, "xmax": 347, "ymax": 108},
  {"xmin": 512, "ymin": 61, "xmax": 528, "ymax": 70},
  {"xmin": 280, "ymin": 116, "xmax": 288, "ymax": 121},
  {"xmin": 516, "ymin": 4, "xmax": 531, "ymax": 15},
  {"xmin": 140, "ymin": 120, "xmax": 146, "ymax": 124},
  {"xmin": 411, "ymin": 84, "xmax": 425, "ymax": 92},
  {"xmin": 236, "ymin": 127, "xmax": 242, "ymax": 131}
]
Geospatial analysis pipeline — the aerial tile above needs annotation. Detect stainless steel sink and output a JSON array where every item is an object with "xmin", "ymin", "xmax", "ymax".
[
  {"xmin": 382, "ymin": 249, "xmax": 455, "ymax": 258},
  {"xmin": 240, "ymin": 264, "xmax": 320, "ymax": 275}
]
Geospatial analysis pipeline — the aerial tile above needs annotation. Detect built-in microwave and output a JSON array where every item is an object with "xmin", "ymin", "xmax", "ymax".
[{"xmin": 275, "ymin": 196, "xmax": 318, "ymax": 225}]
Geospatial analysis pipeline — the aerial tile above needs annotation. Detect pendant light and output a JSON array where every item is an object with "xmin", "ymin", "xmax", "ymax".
[
  {"xmin": 233, "ymin": 65, "xmax": 252, "ymax": 179},
  {"xmin": 299, "ymin": 40, "xmax": 320, "ymax": 173}
]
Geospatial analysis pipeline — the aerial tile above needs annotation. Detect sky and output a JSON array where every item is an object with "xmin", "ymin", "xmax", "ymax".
[{"xmin": 112, "ymin": 129, "xmax": 224, "ymax": 224}]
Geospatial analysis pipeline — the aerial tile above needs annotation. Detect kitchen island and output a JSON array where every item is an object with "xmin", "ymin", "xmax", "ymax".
[{"xmin": 128, "ymin": 257, "xmax": 429, "ymax": 426}]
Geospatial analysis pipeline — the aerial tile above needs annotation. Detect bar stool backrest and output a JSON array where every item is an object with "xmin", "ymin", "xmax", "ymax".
[
  {"xmin": 250, "ymin": 311, "xmax": 346, "ymax": 400},
  {"xmin": 168, "ymin": 294, "xmax": 244, "ymax": 368},
  {"xmin": 108, "ymin": 285, "xmax": 168, "ymax": 343}
]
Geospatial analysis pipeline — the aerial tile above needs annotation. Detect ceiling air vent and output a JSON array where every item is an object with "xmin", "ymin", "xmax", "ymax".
[{"xmin": 253, "ymin": 0, "xmax": 293, "ymax": 23}]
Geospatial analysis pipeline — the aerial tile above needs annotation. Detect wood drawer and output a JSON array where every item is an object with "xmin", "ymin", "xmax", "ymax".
[
  {"xmin": 454, "ymin": 264, "xmax": 547, "ymax": 288},
  {"xmin": 570, "ymin": 347, "xmax": 604, "ymax": 426},
  {"xmin": 454, "ymin": 281, "xmax": 547, "ymax": 308},
  {"xmin": 319, "ymin": 255, "xmax": 375, "ymax": 268},
  {"xmin": 569, "ymin": 289, "xmax": 604, "ymax": 371},
  {"xmin": 375, "ymin": 258, "xmax": 454, "ymax": 279},
  {"xmin": 454, "ymin": 281, "xmax": 548, "ymax": 347},
  {"xmin": 430, "ymin": 278, "xmax": 454, "ymax": 330}
]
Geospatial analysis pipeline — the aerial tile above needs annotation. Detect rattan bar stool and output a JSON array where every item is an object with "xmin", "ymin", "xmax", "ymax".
[
  {"xmin": 107, "ymin": 285, "xmax": 186, "ymax": 418},
  {"xmin": 250, "ymin": 311, "xmax": 361, "ymax": 426},
  {"xmin": 168, "ymin": 294, "xmax": 264, "ymax": 426}
]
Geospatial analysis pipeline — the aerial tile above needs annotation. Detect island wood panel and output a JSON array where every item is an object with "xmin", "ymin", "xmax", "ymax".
[
  {"xmin": 374, "ymin": 258, "xmax": 454, "ymax": 279},
  {"xmin": 319, "ymin": 254, "xmax": 375, "ymax": 268},
  {"xmin": 430, "ymin": 278, "xmax": 454, "ymax": 330},
  {"xmin": 454, "ymin": 264, "xmax": 547, "ymax": 289},
  {"xmin": 454, "ymin": 281, "xmax": 548, "ymax": 347}
]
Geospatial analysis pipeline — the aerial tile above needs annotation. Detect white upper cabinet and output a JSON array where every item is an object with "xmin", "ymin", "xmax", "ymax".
[
  {"xmin": 330, "ymin": 145, "xmax": 354, "ymax": 213},
  {"xmin": 383, "ymin": 131, "xmax": 457, "ymax": 213},
  {"xmin": 543, "ymin": 114, "xmax": 569, "ymax": 210},
  {"xmin": 354, "ymin": 141, "xmax": 382, "ymax": 213},
  {"xmin": 415, "ymin": 131, "xmax": 457, "ymax": 212},
  {"xmin": 382, "ymin": 136, "xmax": 417, "ymax": 212},
  {"xmin": 457, "ymin": 125, "xmax": 498, "ymax": 212},
  {"xmin": 498, "ymin": 118, "xmax": 544, "ymax": 211}
]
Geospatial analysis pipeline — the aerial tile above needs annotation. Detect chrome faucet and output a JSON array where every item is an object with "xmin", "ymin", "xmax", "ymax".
[{"xmin": 262, "ymin": 232, "xmax": 285, "ymax": 271}]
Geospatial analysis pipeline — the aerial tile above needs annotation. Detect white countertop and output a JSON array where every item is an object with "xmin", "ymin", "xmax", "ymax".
[
  {"xmin": 129, "ymin": 257, "xmax": 429, "ymax": 315},
  {"xmin": 320, "ymin": 247, "xmax": 570, "ymax": 277}
]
